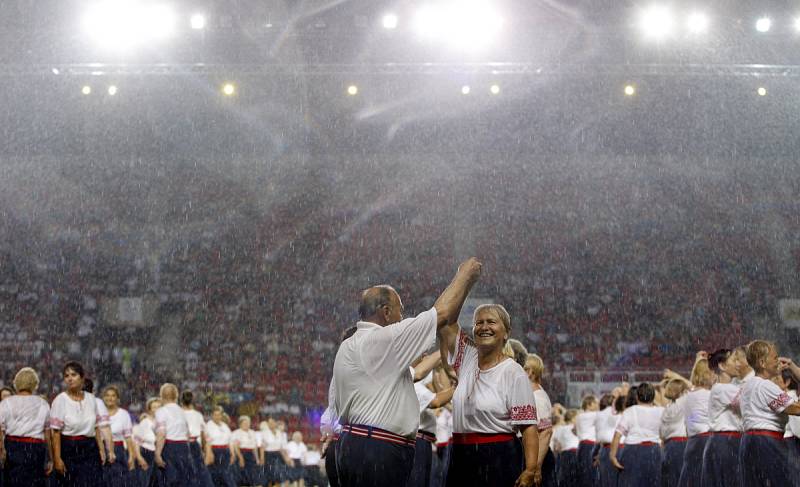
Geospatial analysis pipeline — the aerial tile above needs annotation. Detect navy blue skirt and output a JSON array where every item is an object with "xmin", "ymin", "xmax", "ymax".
[
  {"xmin": 618, "ymin": 443, "xmax": 662, "ymax": 487},
  {"xmin": 739, "ymin": 432, "xmax": 791, "ymax": 487},
  {"xmin": 662, "ymin": 438, "xmax": 686, "ymax": 487},
  {"xmin": 3, "ymin": 437, "xmax": 47, "ymax": 487},
  {"xmin": 447, "ymin": 437, "xmax": 524, "ymax": 487},
  {"xmin": 264, "ymin": 451, "xmax": 285, "ymax": 483},
  {"xmin": 678, "ymin": 434, "xmax": 708, "ymax": 487},
  {"xmin": 598, "ymin": 444, "xmax": 619, "ymax": 487},
  {"xmin": 136, "ymin": 449, "xmax": 156, "ymax": 487},
  {"xmin": 57, "ymin": 436, "xmax": 103, "ymax": 487},
  {"xmin": 188, "ymin": 442, "xmax": 214, "ymax": 487},
  {"xmin": 540, "ymin": 448, "xmax": 556, "ymax": 487},
  {"xmin": 208, "ymin": 448, "xmax": 235, "ymax": 487},
  {"xmin": 159, "ymin": 441, "xmax": 196, "ymax": 487},
  {"xmin": 557, "ymin": 449, "xmax": 580, "ymax": 487},
  {"xmin": 701, "ymin": 433, "xmax": 741, "ymax": 487},
  {"xmin": 103, "ymin": 443, "xmax": 136, "ymax": 487},
  {"xmin": 408, "ymin": 436, "xmax": 434, "ymax": 487},
  {"xmin": 237, "ymin": 450, "xmax": 260, "ymax": 486},
  {"xmin": 577, "ymin": 441, "xmax": 597, "ymax": 486}
]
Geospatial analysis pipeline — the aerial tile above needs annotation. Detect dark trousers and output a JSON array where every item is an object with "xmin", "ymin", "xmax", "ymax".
[
  {"xmin": 577, "ymin": 442, "xmax": 597, "ymax": 487},
  {"xmin": 598, "ymin": 445, "xmax": 619, "ymax": 487},
  {"xmin": 431, "ymin": 444, "xmax": 450, "ymax": 487},
  {"xmin": 662, "ymin": 439, "xmax": 686, "ymax": 487},
  {"xmin": 408, "ymin": 437, "xmax": 433, "ymax": 487},
  {"xmin": 557, "ymin": 450, "xmax": 580, "ymax": 487},
  {"xmin": 447, "ymin": 438, "xmax": 524, "ymax": 487},
  {"xmin": 57, "ymin": 437, "xmax": 102, "ymax": 487},
  {"xmin": 701, "ymin": 434, "xmax": 741, "ymax": 487},
  {"xmin": 324, "ymin": 440, "xmax": 339, "ymax": 487},
  {"xmin": 677, "ymin": 435, "xmax": 707, "ymax": 487},
  {"xmin": 336, "ymin": 431, "xmax": 415, "ymax": 487},
  {"xmin": 3, "ymin": 439, "xmax": 47, "ymax": 487},
  {"xmin": 739, "ymin": 433, "xmax": 793, "ymax": 487},
  {"xmin": 208, "ymin": 449, "xmax": 235, "ymax": 487},
  {"xmin": 618, "ymin": 444, "xmax": 662, "ymax": 487}
]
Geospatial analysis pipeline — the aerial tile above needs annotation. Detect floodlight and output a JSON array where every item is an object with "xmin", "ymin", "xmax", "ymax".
[
  {"xmin": 461, "ymin": 85, "xmax": 471, "ymax": 95},
  {"xmin": 382, "ymin": 14, "xmax": 398, "ymax": 29},
  {"xmin": 413, "ymin": 1, "xmax": 503, "ymax": 51},
  {"xmin": 490, "ymin": 84, "xmax": 500, "ymax": 95},
  {"xmin": 757, "ymin": 87, "xmax": 767, "ymax": 96},
  {"xmin": 82, "ymin": 1, "xmax": 177, "ymax": 51},
  {"xmin": 222, "ymin": 83, "xmax": 236, "ymax": 96},
  {"xmin": 190, "ymin": 14, "xmax": 206, "ymax": 30},
  {"xmin": 794, "ymin": 18, "xmax": 800, "ymax": 32},
  {"xmin": 82, "ymin": 86, "xmax": 92, "ymax": 95},
  {"xmin": 624, "ymin": 85, "xmax": 636, "ymax": 96},
  {"xmin": 108, "ymin": 85, "xmax": 118, "ymax": 96},
  {"xmin": 347, "ymin": 85, "xmax": 359, "ymax": 96},
  {"xmin": 686, "ymin": 12, "xmax": 709, "ymax": 34},
  {"xmin": 639, "ymin": 5, "xmax": 674, "ymax": 40},
  {"xmin": 755, "ymin": 17, "xmax": 771, "ymax": 33}
]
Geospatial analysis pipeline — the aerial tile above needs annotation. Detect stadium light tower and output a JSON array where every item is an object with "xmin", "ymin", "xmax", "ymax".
[
  {"xmin": 190, "ymin": 13, "xmax": 206, "ymax": 30},
  {"xmin": 638, "ymin": 5, "xmax": 674, "ymax": 40},
  {"xmin": 82, "ymin": 1, "xmax": 177, "ymax": 51},
  {"xmin": 686, "ymin": 12, "xmax": 709, "ymax": 34},
  {"xmin": 413, "ymin": 0, "xmax": 503, "ymax": 51},
  {"xmin": 382, "ymin": 13, "xmax": 398, "ymax": 29},
  {"xmin": 755, "ymin": 17, "xmax": 772, "ymax": 33}
]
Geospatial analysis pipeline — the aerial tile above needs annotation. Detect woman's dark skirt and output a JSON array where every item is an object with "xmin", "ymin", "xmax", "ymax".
[
  {"xmin": 188, "ymin": 442, "xmax": 214, "ymax": 487},
  {"xmin": 103, "ymin": 443, "xmax": 136, "ymax": 487},
  {"xmin": 159, "ymin": 441, "xmax": 196, "ymax": 487},
  {"xmin": 237, "ymin": 450, "xmax": 260, "ymax": 486},
  {"xmin": 701, "ymin": 433, "xmax": 741, "ymax": 487},
  {"xmin": 557, "ymin": 449, "xmax": 580, "ymax": 487},
  {"xmin": 208, "ymin": 448, "xmax": 235, "ymax": 487},
  {"xmin": 136, "ymin": 449, "xmax": 157, "ymax": 487},
  {"xmin": 57, "ymin": 436, "xmax": 103, "ymax": 487},
  {"xmin": 446, "ymin": 437, "xmax": 524, "ymax": 487},
  {"xmin": 3, "ymin": 437, "xmax": 47, "ymax": 487},
  {"xmin": 540, "ymin": 448, "xmax": 556, "ymax": 487},
  {"xmin": 598, "ymin": 444, "xmax": 619, "ymax": 487},
  {"xmin": 677, "ymin": 434, "xmax": 708, "ymax": 487},
  {"xmin": 617, "ymin": 443, "xmax": 662, "ymax": 487},
  {"xmin": 263, "ymin": 451, "xmax": 285, "ymax": 483},
  {"xmin": 739, "ymin": 432, "xmax": 792, "ymax": 487},
  {"xmin": 577, "ymin": 441, "xmax": 597, "ymax": 486},
  {"xmin": 662, "ymin": 438, "xmax": 686, "ymax": 487}
]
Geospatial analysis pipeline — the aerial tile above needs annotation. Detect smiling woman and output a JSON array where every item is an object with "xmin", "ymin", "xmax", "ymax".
[{"xmin": 439, "ymin": 304, "xmax": 541, "ymax": 487}]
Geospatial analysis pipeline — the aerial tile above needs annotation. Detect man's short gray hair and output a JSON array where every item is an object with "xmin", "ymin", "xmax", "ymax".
[{"xmin": 358, "ymin": 285, "xmax": 396, "ymax": 320}]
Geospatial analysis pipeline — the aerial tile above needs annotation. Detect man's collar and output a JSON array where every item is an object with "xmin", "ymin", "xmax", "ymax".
[{"xmin": 356, "ymin": 321, "xmax": 382, "ymax": 330}]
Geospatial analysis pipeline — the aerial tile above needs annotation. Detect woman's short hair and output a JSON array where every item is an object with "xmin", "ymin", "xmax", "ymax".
[
  {"xmin": 13, "ymin": 367, "xmax": 39, "ymax": 393},
  {"xmin": 581, "ymin": 395, "xmax": 597, "ymax": 411},
  {"xmin": 524, "ymin": 354, "xmax": 545, "ymax": 383},
  {"xmin": 180, "ymin": 390, "xmax": 194, "ymax": 407},
  {"xmin": 708, "ymin": 349, "xmax": 733, "ymax": 374},
  {"xmin": 613, "ymin": 395, "xmax": 626, "ymax": 413},
  {"xmin": 746, "ymin": 340, "xmax": 775, "ymax": 372},
  {"xmin": 636, "ymin": 383, "xmax": 656, "ymax": 404},
  {"xmin": 159, "ymin": 383, "xmax": 179, "ymax": 401},
  {"xmin": 598, "ymin": 394, "xmax": 615, "ymax": 411},
  {"xmin": 63, "ymin": 361, "xmax": 85, "ymax": 378},
  {"xmin": 238, "ymin": 415, "xmax": 251, "ymax": 425},
  {"xmin": 102, "ymin": 385, "xmax": 120, "ymax": 399},
  {"xmin": 564, "ymin": 409, "xmax": 579, "ymax": 423},
  {"xmin": 212, "ymin": 405, "xmax": 225, "ymax": 415},
  {"xmin": 624, "ymin": 387, "xmax": 638, "ymax": 408},
  {"xmin": 146, "ymin": 397, "xmax": 162, "ymax": 413},
  {"xmin": 664, "ymin": 379, "xmax": 689, "ymax": 400},
  {"xmin": 473, "ymin": 304, "xmax": 511, "ymax": 339},
  {"xmin": 690, "ymin": 359, "xmax": 715, "ymax": 388}
]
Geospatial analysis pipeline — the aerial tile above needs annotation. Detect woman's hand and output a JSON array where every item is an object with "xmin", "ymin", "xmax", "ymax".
[
  {"xmin": 54, "ymin": 457, "xmax": 67, "ymax": 475},
  {"xmin": 204, "ymin": 452, "xmax": 213, "ymax": 466},
  {"xmin": 611, "ymin": 456, "xmax": 624, "ymax": 471},
  {"xmin": 137, "ymin": 456, "xmax": 149, "ymax": 470},
  {"xmin": 98, "ymin": 448, "xmax": 106, "ymax": 465},
  {"xmin": 229, "ymin": 454, "xmax": 235, "ymax": 465},
  {"xmin": 45, "ymin": 460, "xmax": 54, "ymax": 476},
  {"xmin": 238, "ymin": 458, "xmax": 245, "ymax": 468},
  {"xmin": 513, "ymin": 468, "xmax": 540, "ymax": 487},
  {"xmin": 155, "ymin": 455, "xmax": 166, "ymax": 468},
  {"xmin": 127, "ymin": 454, "xmax": 136, "ymax": 471},
  {"xmin": 107, "ymin": 450, "xmax": 116, "ymax": 465}
]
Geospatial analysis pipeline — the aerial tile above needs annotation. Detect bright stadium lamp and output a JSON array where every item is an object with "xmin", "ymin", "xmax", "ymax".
[
  {"xmin": 347, "ymin": 85, "xmax": 359, "ymax": 96},
  {"xmin": 222, "ymin": 83, "xmax": 236, "ymax": 96},
  {"xmin": 461, "ymin": 85, "xmax": 471, "ymax": 95},
  {"xmin": 82, "ymin": 1, "xmax": 176, "ymax": 51},
  {"xmin": 686, "ymin": 12, "xmax": 709, "ymax": 34},
  {"xmin": 624, "ymin": 84, "xmax": 636, "ymax": 96},
  {"xmin": 107, "ymin": 85, "xmax": 118, "ymax": 96},
  {"xmin": 413, "ymin": 0, "xmax": 503, "ymax": 51},
  {"xmin": 757, "ymin": 87, "xmax": 767, "ymax": 96},
  {"xmin": 638, "ymin": 5, "xmax": 674, "ymax": 40},
  {"xmin": 755, "ymin": 17, "xmax": 771, "ymax": 33},
  {"xmin": 190, "ymin": 13, "xmax": 206, "ymax": 30},
  {"xmin": 382, "ymin": 13, "xmax": 398, "ymax": 29}
]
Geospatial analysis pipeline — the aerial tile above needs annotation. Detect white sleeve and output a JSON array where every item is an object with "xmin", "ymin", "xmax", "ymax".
[
  {"xmin": 95, "ymin": 396, "xmax": 110, "ymax": 427},
  {"xmin": 759, "ymin": 381, "xmax": 793, "ymax": 414},
  {"xmin": 535, "ymin": 391, "xmax": 553, "ymax": 431},
  {"xmin": 154, "ymin": 409, "xmax": 167, "ymax": 434},
  {"xmin": 387, "ymin": 308, "xmax": 438, "ymax": 368},
  {"xmin": 507, "ymin": 368, "xmax": 538, "ymax": 427},
  {"xmin": 49, "ymin": 394, "xmax": 65, "ymax": 430},
  {"xmin": 616, "ymin": 410, "xmax": 631, "ymax": 436},
  {"xmin": 415, "ymin": 382, "xmax": 437, "ymax": 413},
  {"xmin": 449, "ymin": 328, "xmax": 476, "ymax": 375},
  {"xmin": 122, "ymin": 413, "xmax": 133, "ymax": 438},
  {"xmin": 320, "ymin": 379, "xmax": 338, "ymax": 435}
]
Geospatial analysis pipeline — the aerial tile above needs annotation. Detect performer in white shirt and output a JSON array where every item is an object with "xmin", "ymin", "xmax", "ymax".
[
  {"xmin": 101, "ymin": 386, "xmax": 136, "ymax": 487},
  {"xmin": 659, "ymin": 379, "xmax": 688, "ymax": 487},
  {"xmin": 320, "ymin": 326, "xmax": 357, "ymax": 487},
  {"xmin": 593, "ymin": 394, "xmax": 618, "ymax": 487},
  {"xmin": 551, "ymin": 409, "xmax": 580, "ymax": 487},
  {"xmin": 132, "ymin": 397, "xmax": 160, "ymax": 487},
  {"xmin": 262, "ymin": 417, "xmax": 290, "ymax": 486},
  {"xmin": 333, "ymin": 258, "xmax": 481, "ymax": 487},
  {"xmin": 285, "ymin": 431, "xmax": 307, "ymax": 486},
  {"xmin": 232, "ymin": 416, "xmax": 261, "ymax": 486},
  {"xmin": 440, "ymin": 303, "xmax": 540, "ymax": 487},
  {"xmin": 50, "ymin": 361, "xmax": 113, "ymax": 487},
  {"xmin": 205, "ymin": 406, "xmax": 235, "ymax": 487},
  {"xmin": 302, "ymin": 444, "xmax": 323, "ymax": 487},
  {"xmin": 180, "ymin": 390, "xmax": 214, "ymax": 487},
  {"xmin": 525, "ymin": 354, "xmax": 556, "ymax": 487},
  {"xmin": 154, "ymin": 383, "xmax": 196, "ymax": 487},
  {"xmin": 432, "ymin": 405, "xmax": 452, "ymax": 487},
  {"xmin": 739, "ymin": 340, "xmax": 800, "ymax": 485},
  {"xmin": 574, "ymin": 395, "xmax": 598, "ymax": 486},
  {"xmin": 701, "ymin": 349, "xmax": 745, "ymax": 487},
  {"xmin": 677, "ymin": 352, "xmax": 714, "ymax": 487},
  {"xmin": 609, "ymin": 383, "xmax": 664, "ymax": 486},
  {"xmin": 0, "ymin": 367, "xmax": 51, "ymax": 487}
]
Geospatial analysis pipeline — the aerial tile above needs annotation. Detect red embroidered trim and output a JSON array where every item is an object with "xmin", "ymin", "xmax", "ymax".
[
  {"xmin": 768, "ymin": 393, "xmax": 791, "ymax": 413},
  {"xmin": 453, "ymin": 331, "xmax": 468, "ymax": 374},
  {"xmin": 510, "ymin": 404, "xmax": 538, "ymax": 422}
]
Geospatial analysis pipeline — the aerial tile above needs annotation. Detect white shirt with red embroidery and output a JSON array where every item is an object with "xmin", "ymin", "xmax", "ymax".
[
  {"xmin": 708, "ymin": 383, "xmax": 743, "ymax": 432},
  {"xmin": 154, "ymin": 403, "xmax": 190, "ymax": 441},
  {"xmin": 740, "ymin": 376, "xmax": 793, "ymax": 432},
  {"xmin": 449, "ymin": 329, "xmax": 537, "ymax": 434},
  {"xmin": 50, "ymin": 392, "xmax": 109, "ymax": 437},
  {"xmin": 0, "ymin": 395, "xmax": 50, "ymax": 439},
  {"xmin": 109, "ymin": 409, "xmax": 133, "ymax": 443},
  {"xmin": 660, "ymin": 396, "xmax": 688, "ymax": 440},
  {"xmin": 615, "ymin": 405, "xmax": 663, "ymax": 445},
  {"xmin": 533, "ymin": 388, "xmax": 552, "ymax": 432},
  {"xmin": 683, "ymin": 389, "xmax": 711, "ymax": 437}
]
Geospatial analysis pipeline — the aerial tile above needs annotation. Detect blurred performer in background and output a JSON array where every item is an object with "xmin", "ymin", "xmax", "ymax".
[
  {"xmin": 610, "ymin": 383, "xmax": 663, "ymax": 487},
  {"xmin": 574, "ymin": 395, "xmax": 598, "ymax": 486},
  {"xmin": 0, "ymin": 367, "xmax": 51, "ymax": 487},
  {"xmin": 154, "ymin": 383, "xmax": 195, "ymax": 487},
  {"xmin": 132, "ymin": 397, "xmax": 161, "ymax": 487},
  {"xmin": 551, "ymin": 409, "xmax": 580, "ymax": 487},
  {"xmin": 440, "ymin": 304, "xmax": 540, "ymax": 487},
  {"xmin": 232, "ymin": 416, "xmax": 261, "ymax": 487},
  {"xmin": 50, "ymin": 361, "xmax": 114, "ymax": 487},
  {"xmin": 678, "ymin": 352, "xmax": 714, "ymax": 487},
  {"xmin": 593, "ymin": 394, "xmax": 618, "ymax": 487},
  {"xmin": 525, "ymin": 354, "xmax": 555, "ymax": 487},
  {"xmin": 660, "ymin": 379, "xmax": 689, "ymax": 487},
  {"xmin": 333, "ymin": 258, "xmax": 481, "ymax": 487},
  {"xmin": 101, "ymin": 386, "xmax": 136, "ymax": 487},
  {"xmin": 181, "ymin": 391, "xmax": 214, "ymax": 487},
  {"xmin": 206, "ymin": 406, "xmax": 235, "ymax": 487}
]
